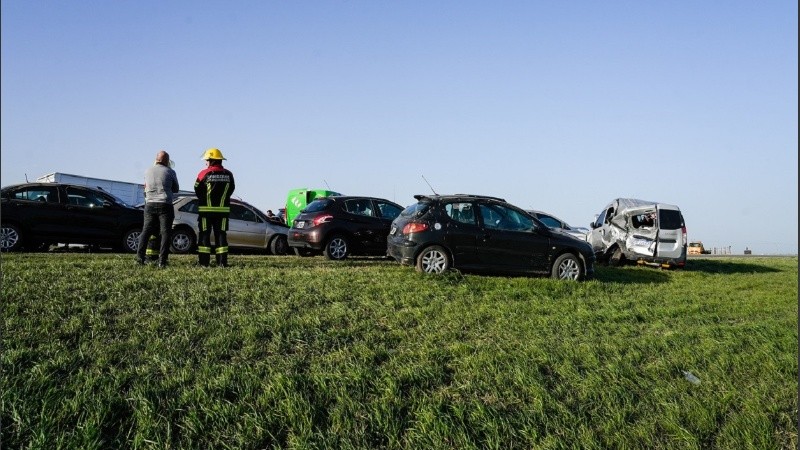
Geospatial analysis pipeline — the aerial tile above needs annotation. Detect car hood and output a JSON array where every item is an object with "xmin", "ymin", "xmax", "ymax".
[{"xmin": 549, "ymin": 228, "xmax": 593, "ymax": 253}]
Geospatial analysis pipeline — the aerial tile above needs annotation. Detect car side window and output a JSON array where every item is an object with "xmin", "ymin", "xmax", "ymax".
[
  {"xmin": 604, "ymin": 207, "xmax": 615, "ymax": 224},
  {"xmin": 12, "ymin": 186, "xmax": 59, "ymax": 203},
  {"xmin": 179, "ymin": 200, "xmax": 199, "ymax": 213},
  {"xmin": 537, "ymin": 215, "xmax": 562, "ymax": 229},
  {"xmin": 344, "ymin": 199, "xmax": 372, "ymax": 217},
  {"xmin": 445, "ymin": 202, "xmax": 476, "ymax": 225},
  {"xmin": 229, "ymin": 205, "xmax": 245, "ymax": 221},
  {"xmin": 594, "ymin": 209, "xmax": 607, "ymax": 227},
  {"xmin": 479, "ymin": 204, "xmax": 532, "ymax": 231},
  {"xmin": 632, "ymin": 212, "xmax": 656, "ymax": 229},
  {"xmin": 376, "ymin": 201, "xmax": 402, "ymax": 220},
  {"xmin": 65, "ymin": 187, "xmax": 107, "ymax": 208}
]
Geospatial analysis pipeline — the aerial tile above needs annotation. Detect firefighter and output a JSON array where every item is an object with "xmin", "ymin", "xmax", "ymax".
[
  {"xmin": 194, "ymin": 148, "xmax": 235, "ymax": 267},
  {"xmin": 145, "ymin": 233, "xmax": 160, "ymax": 262}
]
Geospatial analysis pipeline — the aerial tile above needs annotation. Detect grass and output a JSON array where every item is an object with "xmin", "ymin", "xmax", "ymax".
[{"xmin": 1, "ymin": 253, "xmax": 797, "ymax": 449}]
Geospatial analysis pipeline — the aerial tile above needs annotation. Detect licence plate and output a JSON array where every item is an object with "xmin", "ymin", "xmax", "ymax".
[{"xmin": 296, "ymin": 221, "xmax": 306, "ymax": 229}]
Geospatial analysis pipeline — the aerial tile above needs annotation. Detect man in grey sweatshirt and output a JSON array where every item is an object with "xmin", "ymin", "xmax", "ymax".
[{"xmin": 136, "ymin": 150, "xmax": 179, "ymax": 267}]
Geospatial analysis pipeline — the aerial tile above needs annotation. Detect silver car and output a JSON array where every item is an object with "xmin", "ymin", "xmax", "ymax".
[
  {"xmin": 169, "ymin": 196, "xmax": 289, "ymax": 255},
  {"xmin": 587, "ymin": 198, "xmax": 687, "ymax": 268},
  {"xmin": 527, "ymin": 210, "xmax": 589, "ymax": 241}
]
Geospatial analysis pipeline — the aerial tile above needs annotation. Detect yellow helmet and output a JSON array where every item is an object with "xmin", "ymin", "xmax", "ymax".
[{"xmin": 202, "ymin": 148, "xmax": 226, "ymax": 160}]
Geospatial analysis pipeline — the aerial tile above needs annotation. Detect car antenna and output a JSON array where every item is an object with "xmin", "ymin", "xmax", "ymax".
[
  {"xmin": 421, "ymin": 174, "xmax": 438, "ymax": 195},
  {"xmin": 25, "ymin": 173, "xmax": 29, "ymax": 182},
  {"xmin": 323, "ymin": 179, "xmax": 331, "ymax": 190}
]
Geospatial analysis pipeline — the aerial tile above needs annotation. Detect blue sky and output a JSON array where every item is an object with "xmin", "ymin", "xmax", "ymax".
[{"xmin": 2, "ymin": 1, "xmax": 797, "ymax": 254}]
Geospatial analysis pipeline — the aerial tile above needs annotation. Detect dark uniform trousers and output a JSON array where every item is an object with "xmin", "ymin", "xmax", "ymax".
[{"xmin": 197, "ymin": 213, "xmax": 229, "ymax": 267}]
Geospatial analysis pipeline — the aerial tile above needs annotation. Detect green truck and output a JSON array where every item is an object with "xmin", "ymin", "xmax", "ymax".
[{"xmin": 285, "ymin": 188, "xmax": 341, "ymax": 226}]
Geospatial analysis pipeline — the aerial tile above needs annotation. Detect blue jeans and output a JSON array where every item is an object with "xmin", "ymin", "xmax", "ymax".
[{"xmin": 137, "ymin": 202, "xmax": 174, "ymax": 264}]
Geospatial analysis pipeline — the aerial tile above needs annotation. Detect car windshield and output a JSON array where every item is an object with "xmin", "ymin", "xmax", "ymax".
[
  {"xmin": 400, "ymin": 202, "xmax": 430, "ymax": 218},
  {"xmin": 93, "ymin": 187, "xmax": 130, "ymax": 207}
]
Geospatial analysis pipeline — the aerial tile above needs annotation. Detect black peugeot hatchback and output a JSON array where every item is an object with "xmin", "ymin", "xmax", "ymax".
[{"xmin": 387, "ymin": 194, "xmax": 595, "ymax": 280}]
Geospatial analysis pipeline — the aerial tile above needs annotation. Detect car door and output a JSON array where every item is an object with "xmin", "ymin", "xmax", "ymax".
[
  {"xmin": 63, "ymin": 186, "xmax": 121, "ymax": 242},
  {"xmin": 655, "ymin": 206, "xmax": 685, "ymax": 259},
  {"xmin": 374, "ymin": 199, "xmax": 403, "ymax": 249},
  {"xmin": 4, "ymin": 185, "xmax": 65, "ymax": 239},
  {"xmin": 227, "ymin": 204, "xmax": 268, "ymax": 249},
  {"xmin": 587, "ymin": 206, "xmax": 610, "ymax": 254},
  {"xmin": 343, "ymin": 198, "xmax": 385, "ymax": 251},
  {"xmin": 440, "ymin": 201, "xmax": 481, "ymax": 266},
  {"xmin": 616, "ymin": 205, "xmax": 658, "ymax": 257},
  {"xmin": 475, "ymin": 202, "xmax": 550, "ymax": 271}
]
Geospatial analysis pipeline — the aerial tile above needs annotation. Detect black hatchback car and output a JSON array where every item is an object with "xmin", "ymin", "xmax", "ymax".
[
  {"xmin": 387, "ymin": 194, "xmax": 595, "ymax": 280},
  {"xmin": 1, "ymin": 182, "xmax": 144, "ymax": 252},
  {"xmin": 287, "ymin": 196, "xmax": 403, "ymax": 260}
]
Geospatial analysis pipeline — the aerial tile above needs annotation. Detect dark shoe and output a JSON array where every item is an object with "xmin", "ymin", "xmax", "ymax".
[
  {"xmin": 158, "ymin": 262, "xmax": 168, "ymax": 269},
  {"xmin": 135, "ymin": 257, "xmax": 146, "ymax": 265}
]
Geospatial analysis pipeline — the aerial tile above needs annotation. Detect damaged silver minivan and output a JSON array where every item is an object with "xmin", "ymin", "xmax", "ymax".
[{"xmin": 587, "ymin": 198, "xmax": 687, "ymax": 268}]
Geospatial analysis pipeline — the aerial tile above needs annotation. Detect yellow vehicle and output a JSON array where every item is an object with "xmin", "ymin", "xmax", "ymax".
[{"xmin": 688, "ymin": 241, "xmax": 709, "ymax": 255}]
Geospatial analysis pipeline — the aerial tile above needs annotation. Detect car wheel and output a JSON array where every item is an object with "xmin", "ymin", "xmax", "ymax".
[
  {"xmin": 324, "ymin": 234, "xmax": 349, "ymax": 260},
  {"xmin": 552, "ymin": 253, "xmax": 583, "ymax": 280},
  {"xmin": 170, "ymin": 228, "xmax": 196, "ymax": 254},
  {"xmin": 416, "ymin": 245, "xmax": 450, "ymax": 274},
  {"xmin": 294, "ymin": 247, "xmax": 316, "ymax": 257},
  {"xmin": 1, "ymin": 223, "xmax": 23, "ymax": 251},
  {"xmin": 270, "ymin": 235, "xmax": 289, "ymax": 255},
  {"xmin": 122, "ymin": 228, "xmax": 141, "ymax": 253}
]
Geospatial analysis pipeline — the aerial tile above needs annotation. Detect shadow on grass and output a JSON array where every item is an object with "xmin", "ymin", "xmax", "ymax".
[
  {"xmin": 592, "ymin": 265, "xmax": 671, "ymax": 284},
  {"xmin": 683, "ymin": 259, "xmax": 782, "ymax": 274}
]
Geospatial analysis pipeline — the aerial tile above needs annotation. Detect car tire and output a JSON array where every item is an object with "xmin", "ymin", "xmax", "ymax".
[
  {"xmin": 170, "ymin": 227, "xmax": 196, "ymax": 254},
  {"xmin": 1, "ymin": 223, "xmax": 23, "ymax": 252},
  {"xmin": 323, "ymin": 234, "xmax": 349, "ymax": 260},
  {"xmin": 551, "ymin": 253, "xmax": 583, "ymax": 280},
  {"xmin": 270, "ymin": 235, "xmax": 289, "ymax": 255},
  {"xmin": 121, "ymin": 228, "xmax": 142, "ymax": 253},
  {"xmin": 416, "ymin": 245, "xmax": 450, "ymax": 274}
]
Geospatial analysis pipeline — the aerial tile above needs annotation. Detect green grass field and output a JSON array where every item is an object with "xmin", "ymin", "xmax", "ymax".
[{"xmin": 2, "ymin": 253, "xmax": 797, "ymax": 449}]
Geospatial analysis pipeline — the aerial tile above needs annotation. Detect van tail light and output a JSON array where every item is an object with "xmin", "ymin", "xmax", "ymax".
[
  {"xmin": 402, "ymin": 222, "xmax": 429, "ymax": 234},
  {"xmin": 682, "ymin": 226, "xmax": 687, "ymax": 245},
  {"xmin": 313, "ymin": 214, "xmax": 334, "ymax": 227}
]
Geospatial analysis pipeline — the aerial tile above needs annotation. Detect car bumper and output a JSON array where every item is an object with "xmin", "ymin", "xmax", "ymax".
[
  {"xmin": 387, "ymin": 238, "xmax": 417, "ymax": 266},
  {"xmin": 287, "ymin": 228, "xmax": 324, "ymax": 250}
]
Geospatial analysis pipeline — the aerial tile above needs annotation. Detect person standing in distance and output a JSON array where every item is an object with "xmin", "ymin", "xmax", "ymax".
[
  {"xmin": 195, "ymin": 148, "xmax": 235, "ymax": 267},
  {"xmin": 136, "ymin": 150, "xmax": 179, "ymax": 267}
]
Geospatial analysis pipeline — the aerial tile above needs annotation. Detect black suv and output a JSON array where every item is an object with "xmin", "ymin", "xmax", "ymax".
[
  {"xmin": 387, "ymin": 194, "xmax": 595, "ymax": 280},
  {"xmin": 287, "ymin": 196, "xmax": 403, "ymax": 260},
  {"xmin": 1, "ymin": 182, "xmax": 144, "ymax": 252}
]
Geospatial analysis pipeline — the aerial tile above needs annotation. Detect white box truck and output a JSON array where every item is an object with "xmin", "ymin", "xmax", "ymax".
[{"xmin": 36, "ymin": 172, "xmax": 193, "ymax": 205}]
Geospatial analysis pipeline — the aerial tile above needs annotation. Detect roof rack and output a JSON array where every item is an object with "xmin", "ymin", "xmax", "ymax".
[{"xmin": 413, "ymin": 193, "xmax": 506, "ymax": 202}]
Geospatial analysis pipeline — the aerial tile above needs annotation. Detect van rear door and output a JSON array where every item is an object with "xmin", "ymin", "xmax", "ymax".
[{"xmin": 655, "ymin": 206, "xmax": 685, "ymax": 260}]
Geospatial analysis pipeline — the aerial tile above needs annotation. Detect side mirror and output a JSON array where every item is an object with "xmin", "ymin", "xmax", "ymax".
[{"xmin": 590, "ymin": 222, "xmax": 598, "ymax": 229}]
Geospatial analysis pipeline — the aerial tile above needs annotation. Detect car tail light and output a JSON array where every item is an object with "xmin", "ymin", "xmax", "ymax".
[
  {"xmin": 402, "ymin": 222, "xmax": 429, "ymax": 234},
  {"xmin": 312, "ymin": 214, "xmax": 334, "ymax": 227},
  {"xmin": 682, "ymin": 226, "xmax": 687, "ymax": 245}
]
